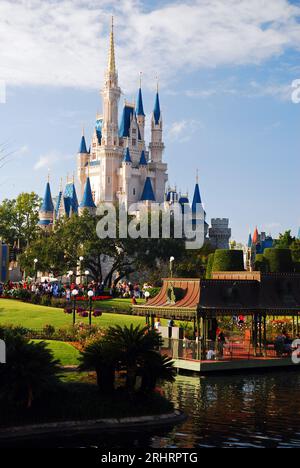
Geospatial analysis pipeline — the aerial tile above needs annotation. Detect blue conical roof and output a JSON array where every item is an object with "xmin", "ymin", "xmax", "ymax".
[
  {"xmin": 139, "ymin": 150, "xmax": 147, "ymax": 165},
  {"xmin": 248, "ymin": 233, "xmax": 253, "ymax": 248},
  {"xmin": 141, "ymin": 177, "xmax": 155, "ymax": 202},
  {"xmin": 153, "ymin": 92, "xmax": 161, "ymax": 124},
  {"xmin": 119, "ymin": 104, "xmax": 134, "ymax": 137},
  {"xmin": 80, "ymin": 177, "xmax": 96, "ymax": 209},
  {"xmin": 79, "ymin": 135, "xmax": 88, "ymax": 154},
  {"xmin": 192, "ymin": 183, "xmax": 202, "ymax": 213},
  {"xmin": 136, "ymin": 88, "xmax": 145, "ymax": 116},
  {"xmin": 123, "ymin": 147, "xmax": 132, "ymax": 163},
  {"xmin": 40, "ymin": 182, "xmax": 54, "ymax": 212},
  {"xmin": 64, "ymin": 182, "xmax": 79, "ymax": 216}
]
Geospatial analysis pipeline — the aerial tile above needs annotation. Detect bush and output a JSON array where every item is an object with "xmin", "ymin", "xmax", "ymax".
[
  {"xmin": 42, "ymin": 324, "xmax": 56, "ymax": 338},
  {"xmin": 51, "ymin": 297, "xmax": 67, "ymax": 309},
  {"xmin": 147, "ymin": 287, "xmax": 161, "ymax": 298},
  {"xmin": 206, "ymin": 253, "xmax": 215, "ymax": 279},
  {"xmin": 212, "ymin": 249, "xmax": 244, "ymax": 272},
  {"xmin": 30, "ymin": 294, "xmax": 41, "ymax": 305},
  {"xmin": 264, "ymin": 248, "xmax": 294, "ymax": 273},
  {"xmin": 254, "ymin": 254, "xmax": 268, "ymax": 273},
  {"xmin": 41, "ymin": 295, "xmax": 52, "ymax": 307}
]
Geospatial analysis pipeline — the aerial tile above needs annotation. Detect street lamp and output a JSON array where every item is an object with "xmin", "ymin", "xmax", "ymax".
[
  {"xmin": 33, "ymin": 258, "xmax": 38, "ymax": 282},
  {"xmin": 79, "ymin": 256, "xmax": 84, "ymax": 284},
  {"xmin": 68, "ymin": 270, "xmax": 74, "ymax": 284},
  {"xmin": 170, "ymin": 256, "xmax": 175, "ymax": 278},
  {"xmin": 71, "ymin": 288, "xmax": 79, "ymax": 326},
  {"xmin": 84, "ymin": 270, "xmax": 90, "ymax": 287},
  {"xmin": 87, "ymin": 290, "xmax": 94, "ymax": 327}
]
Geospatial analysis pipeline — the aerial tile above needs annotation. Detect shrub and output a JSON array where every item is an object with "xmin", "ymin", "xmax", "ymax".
[
  {"xmin": 41, "ymin": 295, "xmax": 52, "ymax": 307},
  {"xmin": 264, "ymin": 248, "xmax": 294, "ymax": 273},
  {"xmin": 51, "ymin": 297, "xmax": 67, "ymax": 308},
  {"xmin": 254, "ymin": 254, "xmax": 268, "ymax": 273},
  {"xmin": 212, "ymin": 249, "xmax": 244, "ymax": 272},
  {"xmin": 42, "ymin": 324, "xmax": 56, "ymax": 338},
  {"xmin": 147, "ymin": 287, "xmax": 161, "ymax": 298},
  {"xmin": 206, "ymin": 253, "xmax": 215, "ymax": 279}
]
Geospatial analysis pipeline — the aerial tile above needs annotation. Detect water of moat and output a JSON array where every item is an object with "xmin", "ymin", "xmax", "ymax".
[{"xmin": 5, "ymin": 368, "xmax": 300, "ymax": 449}]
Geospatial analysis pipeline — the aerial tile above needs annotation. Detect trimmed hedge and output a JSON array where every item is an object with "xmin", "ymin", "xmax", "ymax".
[
  {"xmin": 263, "ymin": 248, "xmax": 294, "ymax": 273},
  {"xmin": 254, "ymin": 254, "xmax": 268, "ymax": 273},
  {"xmin": 206, "ymin": 253, "xmax": 215, "ymax": 279},
  {"xmin": 212, "ymin": 249, "xmax": 244, "ymax": 273}
]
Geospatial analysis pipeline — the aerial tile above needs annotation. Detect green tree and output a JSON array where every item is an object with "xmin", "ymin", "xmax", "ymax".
[
  {"xmin": 264, "ymin": 248, "xmax": 294, "ymax": 273},
  {"xmin": 0, "ymin": 192, "xmax": 40, "ymax": 248}
]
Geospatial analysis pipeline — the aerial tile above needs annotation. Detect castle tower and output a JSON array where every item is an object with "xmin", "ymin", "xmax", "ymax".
[
  {"xmin": 101, "ymin": 17, "xmax": 121, "ymax": 148},
  {"xmin": 79, "ymin": 176, "xmax": 97, "ymax": 215},
  {"xmin": 149, "ymin": 87, "xmax": 164, "ymax": 164},
  {"xmin": 77, "ymin": 132, "xmax": 90, "ymax": 199},
  {"xmin": 38, "ymin": 180, "xmax": 54, "ymax": 229},
  {"xmin": 136, "ymin": 76, "xmax": 146, "ymax": 142}
]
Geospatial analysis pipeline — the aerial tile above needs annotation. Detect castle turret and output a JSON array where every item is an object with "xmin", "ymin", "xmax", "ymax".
[
  {"xmin": 39, "ymin": 181, "xmax": 54, "ymax": 229},
  {"xmin": 149, "ymin": 87, "xmax": 164, "ymax": 163},
  {"xmin": 136, "ymin": 79, "xmax": 145, "ymax": 142},
  {"xmin": 79, "ymin": 176, "xmax": 96, "ymax": 215},
  {"xmin": 77, "ymin": 132, "xmax": 90, "ymax": 199},
  {"xmin": 140, "ymin": 177, "xmax": 155, "ymax": 202}
]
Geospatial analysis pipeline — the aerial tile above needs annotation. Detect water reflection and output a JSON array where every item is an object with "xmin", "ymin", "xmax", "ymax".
[
  {"xmin": 161, "ymin": 370, "xmax": 300, "ymax": 448},
  {"xmin": 2, "ymin": 370, "xmax": 300, "ymax": 448}
]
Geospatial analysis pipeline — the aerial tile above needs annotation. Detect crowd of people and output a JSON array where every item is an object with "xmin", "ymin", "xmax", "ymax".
[{"xmin": 0, "ymin": 278, "xmax": 153, "ymax": 301}]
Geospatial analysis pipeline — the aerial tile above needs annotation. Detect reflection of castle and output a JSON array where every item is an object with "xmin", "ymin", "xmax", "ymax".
[{"xmin": 38, "ymin": 19, "xmax": 231, "ymax": 250}]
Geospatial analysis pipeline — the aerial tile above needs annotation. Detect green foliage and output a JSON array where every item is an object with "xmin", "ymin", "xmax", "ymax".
[
  {"xmin": 80, "ymin": 325, "xmax": 175, "ymax": 394},
  {"xmin": 20, "ymin": 210, "xmax": 186, "ymax": 285},
  {"xmin": 175, "ymin": 243, "xmax": 216, "ymax": 279},
  {"xmin": 212, "ymin": 249, "xmax": 244, "ymax": 272},
  {"xmin": 0, "ymin": 328, "xmax": 60, "ymax": 408},
  {"xmin": 254, "ymin": 254, "xmax": 268, "ymax": 273},
  {"xmin": 0, "ymin": 192, "xmax": 40, "ymax": 248},
  {"xmin": 264, "ymin": 248, "xmax": 294, "ymax": 273},
  {"xmin": 206, "ymin": 253, "xmax": 215, "ymax": 279},
  {"xmin": 147, "ymin": 287, "xmax": 161, "ymax": 298}
]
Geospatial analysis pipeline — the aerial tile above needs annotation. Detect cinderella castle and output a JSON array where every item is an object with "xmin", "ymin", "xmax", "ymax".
[{"xmin": 38, "ymin": 19, "xmax": 231, "ymax": 250}]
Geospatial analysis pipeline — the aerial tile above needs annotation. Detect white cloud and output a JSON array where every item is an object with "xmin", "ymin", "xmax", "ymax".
[
  {"xmin": 0, "ymin": 0, "xmax": 300, "ymax": 93},
  {"xmin": 167, "ymin": 119, "xmax": 203, "ymax": 143},
  {"xmin": 34, "ymin": 150, "xmax": 71, "ymax": 170}
]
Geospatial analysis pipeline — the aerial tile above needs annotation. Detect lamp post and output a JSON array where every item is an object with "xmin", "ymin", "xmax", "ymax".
[
  {"xmin": 170, "ymin": 256, "xmax": 175, "ymax": 278},
  {"xmin": 87, "ymin": 290, "xmax": 94, "ymax": 327},
  {"xmin": 71, "ymin": 288, "xmax": 79, "ymax": 326},
  {"xmin": 85, "ymin": 270, "xmax": 90, "ymax": 287},
  {"xmin": 34, "ymin": 258, "xmax": 38, "ymax": 282},
  {"xmin": 79, "ymin": 256, "xmax": 84, "ymax": 284},
  {"xmin": 68, "ymin": 270, "xmax": 74, "ymax": 284}
]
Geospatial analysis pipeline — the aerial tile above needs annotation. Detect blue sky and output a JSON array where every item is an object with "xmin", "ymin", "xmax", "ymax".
[{"xmin": 0, "ymin": 0, "xmax": 300, "ymax": 243}]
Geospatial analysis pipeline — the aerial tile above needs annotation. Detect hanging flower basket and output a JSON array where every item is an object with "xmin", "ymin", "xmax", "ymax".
[
  {"xmin": 64, "ymin": 307, "xmax": 72, "ymax": 314},
  {"xmin": 93, "ymin": 309, "xmax": 102, "ymax": 317}
]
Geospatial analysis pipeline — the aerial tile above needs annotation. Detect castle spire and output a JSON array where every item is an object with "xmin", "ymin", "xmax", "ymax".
[{"xmin": 108, "ymin": 16, "xmax": 116, "ymax": 74}]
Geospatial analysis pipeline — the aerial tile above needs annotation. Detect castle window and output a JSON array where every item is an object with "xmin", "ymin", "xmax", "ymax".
[
  {"xmin": 92, "ymin": 191, "xmax": 96, "ymax": 201},
  {"xmin": 133, "ymin": 188, "xmax": 136, "ymax": 196},
  {"xmin": 107, "ymin": 176, "xmax": 111, "ymax": 184},
  {"xmin": 132, "ymin": 139, "xmax": 136, "ymax": 146},
  {"xmin": 132, "ymin": 128, "xmax": 136, "ymax": 135}
]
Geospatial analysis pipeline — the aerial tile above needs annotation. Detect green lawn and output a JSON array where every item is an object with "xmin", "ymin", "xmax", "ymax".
[
  {"xmin": 31, "ymin": 340, "xmax": 81, "ymax": 366},
  {"xmin": 0, "ymin": 298, "xmax": 147, "ymax": 329}
]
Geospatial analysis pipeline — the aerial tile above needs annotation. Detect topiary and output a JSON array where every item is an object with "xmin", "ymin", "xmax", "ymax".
[
  {"xmin": 254, "ymin": 254, "xmax": 269, "ymax": 273},
  {"xmin": 264, "ymin": 248, "xmax": 294, "ymax": 273},
  {"xmin": 212, "ymin": 249, "xmax": 244, "ymax": 272},
  {"xmin": 206, "ymin": 253, "xmax": 215, "ymax": 279}
]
